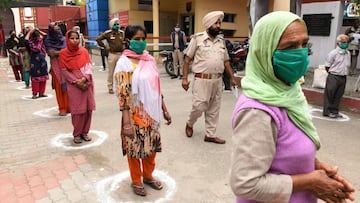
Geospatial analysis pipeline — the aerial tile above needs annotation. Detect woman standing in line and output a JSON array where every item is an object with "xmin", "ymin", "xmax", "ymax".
[
  {"xmin": 18, "ymin": 32, "xmax": 31, "ymax": 88},
  {"xmin": 45, "ymin": 22, "xmax": 70, "ymax": 116},
  {"xmin": 230, "ymin": 11, "xmax": 354, "ymax": 203},
  {"xmin": 25, "ymin": 28, "xmax": 48, "ymax": 99},
  {"xmin": 5, "ymin": 30, "xmax": 23, "ymax": 82},
  {"xmin": 59, "ymin": 31, "xmax": 95, "ymax": 144},
  {"xmin": 114, "ymin": 25, "xmax": 171, "ymax": 196}
]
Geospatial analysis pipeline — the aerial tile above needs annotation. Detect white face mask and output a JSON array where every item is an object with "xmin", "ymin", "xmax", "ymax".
[{"xmin": 175, "ymin": 28, "xmax": 180, "ymax": 32}]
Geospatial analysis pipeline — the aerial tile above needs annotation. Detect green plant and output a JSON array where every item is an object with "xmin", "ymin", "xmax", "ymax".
[{"xmin": 0, "ymin": 0, "xmax": 11, "ymax": 22}]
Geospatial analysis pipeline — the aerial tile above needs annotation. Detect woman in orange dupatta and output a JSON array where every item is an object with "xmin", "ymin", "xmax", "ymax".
[
  {"xmin": 114, "ymin": 25, "xmax": 171, "ymax": 196},
  {"xmin": 59, "ymin": 30, "xmax": 96, "ymax": 144}
]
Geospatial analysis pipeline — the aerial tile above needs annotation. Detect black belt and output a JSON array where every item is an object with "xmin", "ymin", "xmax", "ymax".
[{"xmin": 329, "ymin": 73, "xmax": 346, "ymax": 77}]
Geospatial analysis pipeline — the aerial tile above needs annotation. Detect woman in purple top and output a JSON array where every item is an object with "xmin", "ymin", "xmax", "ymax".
[{"xmin": 230, "ymin": 11, "xmax": 355, "ymax": 203}]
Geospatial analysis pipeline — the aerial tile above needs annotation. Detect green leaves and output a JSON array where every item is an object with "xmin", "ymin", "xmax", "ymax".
[{"xmin": 0, "ymin": 0, "xmax": 11, "ymax": 9}]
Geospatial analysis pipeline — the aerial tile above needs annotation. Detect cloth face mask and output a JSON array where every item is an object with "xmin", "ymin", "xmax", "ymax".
[{"xmin": 273, "ymin": 47, "xmax": 309, "ymax": 84}]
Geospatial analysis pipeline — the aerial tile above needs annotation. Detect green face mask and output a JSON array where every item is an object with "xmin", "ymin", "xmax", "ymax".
[
  {"xmin": 273, "ymin": 48, "xmax": 309, "ymax": 84},
  {"xmin": 129, "ymin": 40, "xmax": 147, "ymax": 54},
  {"xmin": 112, "ymin": 24, "xmax": 119, "ymax": 30},
  {"xmin": 339, "ymin": 42, "xmax": 349, "ymax": 49}
]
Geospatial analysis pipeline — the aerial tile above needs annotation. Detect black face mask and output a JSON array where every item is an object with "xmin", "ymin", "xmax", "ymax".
[
  {"xmin": 11, "ymin": 34, "xmax": 16, "ymax": 38},
  {"xmin": 207, "ymin": 27, "xmax": 220, "ymax": 37}
]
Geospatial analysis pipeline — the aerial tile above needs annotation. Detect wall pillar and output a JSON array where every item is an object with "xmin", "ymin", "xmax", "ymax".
[{"xmin": 152, "ymin": 0, "xmax": 159, "ymax": 58}]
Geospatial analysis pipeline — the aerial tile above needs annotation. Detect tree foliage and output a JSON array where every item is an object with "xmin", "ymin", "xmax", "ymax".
[
  {"xmin": 0, "ymin": 0, "xmax": 12, "ymax": 22},
  {"xmin": 75, "ymin": 0, "xmax": 86, "ymax": 6},
  {"xmin": 0, "ymin": 0, "xmax": 11, "ymax": 9}
]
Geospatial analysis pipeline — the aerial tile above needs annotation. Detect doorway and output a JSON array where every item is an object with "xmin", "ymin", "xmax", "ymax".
[{"xmin": 181, "ymin": 14, "xmax": 194, "ymax": 37}]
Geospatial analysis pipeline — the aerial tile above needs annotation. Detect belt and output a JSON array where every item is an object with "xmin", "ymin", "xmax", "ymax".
[
  {"xmin": 194, "ymin": 73, "xmax": 222, "ymax": 79},
  {"xmin": 329, "ymin": 73, "xmax": 346, "ymax": 77}
]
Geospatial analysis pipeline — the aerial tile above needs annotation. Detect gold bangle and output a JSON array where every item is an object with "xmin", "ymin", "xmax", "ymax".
[{"xmin": 122, "ymin": 125, "xmax": 132, "ymax": 130}]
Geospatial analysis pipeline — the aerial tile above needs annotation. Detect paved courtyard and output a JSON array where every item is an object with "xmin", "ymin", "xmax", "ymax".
[{"xmin": 0, "ymin": 55, "xmax": 359, "ymax": 203}]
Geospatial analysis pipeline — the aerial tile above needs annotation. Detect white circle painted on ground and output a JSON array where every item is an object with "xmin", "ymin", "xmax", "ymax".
[
  {"xmin": 33, "ymin": 106, "xmax": 70, "ymax": 118},
  {"xmin": 51, "ymin": 130, "xmax": 108, "ymax": 150},
  {"xmin": 22, "ymin": 94, "xmax": 53, "ymax": 101},
  {"xmin": 96, "ymin": 170, "xmax": 177, "ymax": 203},
  {"xmin": 310, "ymin": 108, "xmax": 350, "ymax": 122},
  {"xmin": 16, "ymin": 86, "xmax": 30, "ymax": 91}
]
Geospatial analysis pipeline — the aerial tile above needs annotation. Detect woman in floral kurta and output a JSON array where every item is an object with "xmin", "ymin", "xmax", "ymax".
[{"xmin": 114, "ymin": 24, "xmax": 171, "ymax": 197}]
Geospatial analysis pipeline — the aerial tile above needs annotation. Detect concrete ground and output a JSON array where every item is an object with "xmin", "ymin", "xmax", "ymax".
[{"xmin": 0, "ymin": 55, "xmax": 359, "ymax": 203}]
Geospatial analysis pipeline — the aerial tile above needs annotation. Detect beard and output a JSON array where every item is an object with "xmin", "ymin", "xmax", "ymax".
[{"xmin": 207, "ymin": 27, "xmax": 220, "ymax": 37}]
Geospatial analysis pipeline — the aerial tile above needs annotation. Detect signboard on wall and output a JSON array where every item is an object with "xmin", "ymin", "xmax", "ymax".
[
  {"xmin": 344, "ymin": 0, "xmax": 360, "ymax": 18},
  {"xmin": 138, "ymin": 0, "xmax": 152, "ymax": 10},
  {"xmin": 303, "ymin": 13, "xmax": 332, "ymax": 36},
  {"xmin": 119, "ymin": 11, "xmax": 129, "ymax": 27},
  {"xmin": 109, "ymin": 11, "xmax": 129, "ymax": 28}
]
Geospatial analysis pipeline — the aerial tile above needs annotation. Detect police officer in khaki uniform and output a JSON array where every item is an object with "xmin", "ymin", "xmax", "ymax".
[
  {"xmin": 182, "ymin": 11, "xmax": 237, "ymax": 144},
  {"xmin": 96, "ymin": 18, "xmax": 124, "ymax": 94}
]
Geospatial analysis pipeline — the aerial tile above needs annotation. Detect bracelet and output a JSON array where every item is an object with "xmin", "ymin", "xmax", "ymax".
[{"xmin": 122, "ymin": 125, "xmax": 132, "ymax": 130}]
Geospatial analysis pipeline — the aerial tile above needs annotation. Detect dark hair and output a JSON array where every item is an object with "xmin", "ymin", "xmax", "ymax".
[
  {"xmin": 125, "ymin": 24, "xmax": 147, "ymax": 40},
  {"xmin": 67, "ymin": 30, "xmax": 79, "ymax": 38},
  {"xmin": 32, "ymin": 30, "xmax": 40, "ymax": 38},
  {"xmin": 9, "ymin": 30, "xmax": 15, "ymax": 35}
]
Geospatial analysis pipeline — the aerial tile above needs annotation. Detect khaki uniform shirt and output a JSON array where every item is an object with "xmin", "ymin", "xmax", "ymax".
[
  {"xmin": 96, "ymin": 30, "xmax": 124, "ymax": 53},
  {"xmin": 185, "ymin": 31, "xmax": 229, "ymax": 74}
]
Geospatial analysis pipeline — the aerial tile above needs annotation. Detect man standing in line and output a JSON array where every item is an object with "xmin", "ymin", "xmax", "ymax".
[
  {"xmin": 96, "ymin": 18, "xmax": 124, "ymax": 94},
  {"xmin": 323, "ymin": 34, "xmax": 350, "ymax": 119},
  {"xmin": 345, "ymin": 18, "xmax": 360, "ymax": 75},
  {"xmin": 182, "ymin": 11, "xmax": 238, "ymax": 144},
  {"xmin": 170, "ymin": 23, "xmax": 187, "ymax": 79}
]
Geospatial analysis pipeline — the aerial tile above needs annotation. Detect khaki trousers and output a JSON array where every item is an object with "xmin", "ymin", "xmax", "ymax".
[
  {"xmin": 108, "ymin": 52, "xmax": 122, "ymax": 89},
  {"xmin": 187, "ymin": 77, "xmax": 222, "ymax": 137},
  {"xmin": 172, "ymin": 49, "xmax": 184, "ymax": 76}
]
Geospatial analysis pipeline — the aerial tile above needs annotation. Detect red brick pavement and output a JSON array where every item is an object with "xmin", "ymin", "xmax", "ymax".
[{"xmin": 0, "ymin": 155, "xmax": 86, "ymax": 202}]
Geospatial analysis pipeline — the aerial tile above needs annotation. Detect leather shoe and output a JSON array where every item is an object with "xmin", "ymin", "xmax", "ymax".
[
  {"xmin": 185, "ymin": 124, "xmax": 193, "ymax": 137},
  {"xmin": 204, "ymin": 136, "xmax": 226, "ymax": 144}
]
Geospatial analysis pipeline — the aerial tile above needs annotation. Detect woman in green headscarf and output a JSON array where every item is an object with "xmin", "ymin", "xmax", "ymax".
[{"xmin": 229, "ymin": 11, "xmax": 354, "ymax": 203}]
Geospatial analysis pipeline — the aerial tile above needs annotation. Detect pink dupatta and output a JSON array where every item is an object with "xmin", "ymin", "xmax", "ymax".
[{"xmin": 120, "ymin": 49, "xmax": 162, "ymax": 125}]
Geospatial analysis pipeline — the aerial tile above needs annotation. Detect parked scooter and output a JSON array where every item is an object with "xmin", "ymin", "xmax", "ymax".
[
  {"xmin": 159, "ymin": 50, "xmax": 176, "ymax": 77},
  {"xmin": 228, "ymin": 38, "xmax": 249, "ymax": 72}
]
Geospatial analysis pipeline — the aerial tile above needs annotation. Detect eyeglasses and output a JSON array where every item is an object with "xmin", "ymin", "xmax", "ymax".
[{"xmin": 114, "ymin": 23, "xmax": 119, "ymax": 26}]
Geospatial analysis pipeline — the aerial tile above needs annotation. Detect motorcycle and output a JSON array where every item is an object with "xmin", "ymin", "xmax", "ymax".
[
  {"xmin": 159, "ymin": 50, "xmax": 176, "ymax": 77},
  {"xmin": 228, "ymin": 38, "xmax": 249, "ymax": 72}
]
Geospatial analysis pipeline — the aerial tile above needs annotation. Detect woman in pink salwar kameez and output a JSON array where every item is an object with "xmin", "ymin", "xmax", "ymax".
[{"xmin": 59, "ymin": 30, "xmax": 96, "ymax": 144}]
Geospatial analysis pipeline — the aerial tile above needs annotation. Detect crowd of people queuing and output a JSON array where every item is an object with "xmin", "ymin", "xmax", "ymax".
[{"xmin": 4, "ymin": 10, "xmax": 356, "ymax": 202}]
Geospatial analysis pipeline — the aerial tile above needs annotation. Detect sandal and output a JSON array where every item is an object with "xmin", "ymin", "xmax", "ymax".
[
  {"xmin": 143, "ymin": 178, "xmax": 163, "ymax": 190},
  {"xmin": 73, "ymin": 136, "xmax": 82, "ymax": 144},
  {"xmin": 131, "ymin": 184, "xmax": 147, "ymax": 196},
  {"xmin": 81, "ymin": 134, "xmax": 92, "ymax": 142}
]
